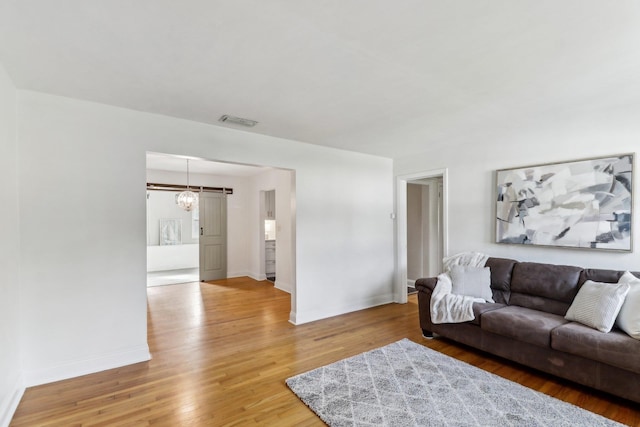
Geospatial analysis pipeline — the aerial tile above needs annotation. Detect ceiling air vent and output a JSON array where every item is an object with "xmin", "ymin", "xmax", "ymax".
[{"xmin": 219, "ymin": 115, "xmax": 258, "ymax": 127}]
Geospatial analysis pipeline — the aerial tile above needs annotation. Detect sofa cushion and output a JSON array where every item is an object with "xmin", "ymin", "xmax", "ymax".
[
  {"xmin": 552, "ymin": 322, "xmax": 640, "ymax": 375},
  {"xmin": 565, "ymin": 279, "xmax": 630, "ymax": 333},
  {"xmin": 615, "ymin": 271, "xmax": 640, "ymax": 339},
  {"xmin": 579, "ymin": 268, "xmax": 625, "ymax": 286},
  {"xmin": 485, "ymin": 257, "xmax": 517, "ymax": 304},
  {"xmin": 469, "ymin": 302, "xmax": 506, "ymax": 326},
  {"xmin": 481, "ymin": 306, "xmax": 568, "ymax": 348},
  {"xmin": 509, "ymin": 262, "xmax": 582, "ymax": 315},
  {"xmin": 450, "ymin": 265, "xmax": 493, "ymax": 302}
]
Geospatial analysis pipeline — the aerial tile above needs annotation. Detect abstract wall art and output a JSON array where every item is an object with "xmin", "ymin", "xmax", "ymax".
[
  {"xmin": 160, "ymin": 218, "xmax": 182, "ymax": 245},
  {"xmin": 496, "ymin": 154, "xmax": 633, "ymax": 251}
]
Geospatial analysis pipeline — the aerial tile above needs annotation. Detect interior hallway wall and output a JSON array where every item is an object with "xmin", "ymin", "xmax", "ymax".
[
  {"xmin": 16, "ymin": 90, "xmax": 394, "ymax": 386},
  {"xmin": 0, "ymin": 61, "xmax": 22, "ymax": 426}
]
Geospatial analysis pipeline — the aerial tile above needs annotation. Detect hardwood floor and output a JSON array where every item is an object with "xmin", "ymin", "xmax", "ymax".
[{"xmin": 11, "ymin": 277, "xmax": 640, "ymax": 426}]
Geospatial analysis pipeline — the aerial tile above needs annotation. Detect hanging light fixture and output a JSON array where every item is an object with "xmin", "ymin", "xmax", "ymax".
[{"xmin": 177, "ymin": 159, "xmax": 199, "ymax": 212}]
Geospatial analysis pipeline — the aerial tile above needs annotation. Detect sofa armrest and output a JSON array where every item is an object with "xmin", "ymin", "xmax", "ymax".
[
  {"xmin": 416, "ymin": 277, "xmax": 437, "ymax": 293},
  {"xmin": 415, "ymin": 277, "xmax": 438, "ymax": 337}
]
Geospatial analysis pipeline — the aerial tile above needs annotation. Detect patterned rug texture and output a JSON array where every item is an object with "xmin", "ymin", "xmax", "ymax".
[{"xmin": 286, "ymin": 339, "xmax": 623, "ymax": 427}]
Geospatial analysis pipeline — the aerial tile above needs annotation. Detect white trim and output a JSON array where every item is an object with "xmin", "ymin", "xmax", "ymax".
[
  {"xmin": 288, "ymin": 310, "xmax": 298, "ymax": 325},
  {"xmin": 289, "ymin": 293, "xmax": 394, "ymax": 325},
  {"xmin": 407, "ymin": 279, "xmax": 416, "ymax": 287},
  {"xmin": 274, "ymin": 280, "xmax": 291, "ymax": 293},
  {"xmin": 0, "ymin": 375, "xmax": 24, "ymax": 427},
  {"xmin": 248, "ymin": 272, "xmax": 267, "ymax": 281},
  {"xmin": 23, "ymin": 345, "xmax": 151, "ymax": 387},
  {"xmin": 226, "ymin": 271, "xmax": 252, "ymax": 279},
  {"xmin": 395, "ymin": 168, "xmax": 449, "ymax": 304}
]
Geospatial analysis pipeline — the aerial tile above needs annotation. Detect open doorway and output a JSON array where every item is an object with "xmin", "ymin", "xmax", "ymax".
[
  {"xmin": 406, "ymin": 178, "xmax": 443, "ymax": 294},
  {"xmin": 264, "ymin": 190, "xmax": 276, "ymax": 282},
  {"xmin": 145, "ymin": 153, "xmax": 254, "ymax": 287},
  {"xmin": 146, "ymin": 189, "xmax": 200, "ymax": 286},
  {"xmin": 254, "ymin": 170, "xmax": 295, "ymax": 300},
  {"xmin": 396, "ymin": 169, "xmax": 448, "ymax": 304},
  {"xmin": 145, "ymin": 152, "xmax": 297, "ymax": 309}
]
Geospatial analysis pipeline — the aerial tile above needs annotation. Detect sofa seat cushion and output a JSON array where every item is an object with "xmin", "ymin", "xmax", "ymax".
[
  {"xmin": 481, "ymin": 306, "xmax": 568, "ymax": 347},
  {"xmin": 469, "ymin": 302, "xmax": 506, "ymax": 326},
  {"xmin": 551, "ymin": 322, "xmax": 640, "ymax": 375}
]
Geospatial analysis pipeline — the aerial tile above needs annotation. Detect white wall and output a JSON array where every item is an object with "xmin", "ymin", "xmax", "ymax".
[
  {"xmin": 146, "ymin": 169, "xmax": 252, "ymax": 278},
  {"xmin": 274, "ymin": 170, "xmax": 295, "ymax": 294},
  {"xmin": 0, "ymin": 64, "xmax": 23, "ymax": 426},
  {"xmin": 16, "ymin": 91, "xmax": 395, "ymax": 386},
  {"xmin": 293, "ymin": 155, "xmax": 394, "ymax": 323},
  {"xmin": 17, "ymin": 94, "xmax": 152, "ymax": 387},
  {"xmin": 147, "ymin": 244, "xmax": 199, "ymax": 272},
  {"xmin": 394, "ymin": 111, "xmax": 640, "ymax": 272}
]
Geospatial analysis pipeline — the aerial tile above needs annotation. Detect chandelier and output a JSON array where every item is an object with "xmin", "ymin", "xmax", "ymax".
[{"xmin": 177, "ymin": 159, "xmax": 198, "ymax": 212}]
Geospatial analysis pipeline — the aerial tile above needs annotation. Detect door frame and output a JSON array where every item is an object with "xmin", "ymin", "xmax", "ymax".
[
  {"xmin": 395, "ymin": 168, "xmax": 448, "ymax": 303},
  {"xmin": 145, "ymin": 152, "xmax": 297, "ymax": 322}
]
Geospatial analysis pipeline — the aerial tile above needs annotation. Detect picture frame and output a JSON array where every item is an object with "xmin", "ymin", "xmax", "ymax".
[
  {"xmin": 495, "ymin": 153, "xmax": 633, "ymax": 251},
  {"xmin": 160, "ymin": 218, "xmax": 182, "ymax": 245}
]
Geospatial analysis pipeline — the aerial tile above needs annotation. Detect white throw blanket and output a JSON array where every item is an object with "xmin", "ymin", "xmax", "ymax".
[
  {"xmin": 442, "ymin": 251, "xmax": 490, "ymax": 272},
  {"xmin": 430, "ymin": 252, "xmax": 489, "ymax": 324}
]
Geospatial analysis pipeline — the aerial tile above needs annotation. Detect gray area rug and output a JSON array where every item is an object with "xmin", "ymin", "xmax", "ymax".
[{"xmin": 286, "ymin": 339, "xmax": 623, "ymax": 427}]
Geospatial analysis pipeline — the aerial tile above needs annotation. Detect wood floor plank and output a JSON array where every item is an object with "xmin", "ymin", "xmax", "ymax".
[{"xmin": 11, "ymin": 277, "xmax": 640, "ymax": 426}]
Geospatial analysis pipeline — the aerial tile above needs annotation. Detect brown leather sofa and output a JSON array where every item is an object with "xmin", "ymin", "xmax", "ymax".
[{"xmin": 416, "ymin": 257, "xmax": 640, "ymax": 403}]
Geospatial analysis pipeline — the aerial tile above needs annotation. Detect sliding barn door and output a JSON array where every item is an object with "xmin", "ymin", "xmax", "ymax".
[{"xmin": 199, "ymin": 192, "xmax": 227, "ymax": 281}]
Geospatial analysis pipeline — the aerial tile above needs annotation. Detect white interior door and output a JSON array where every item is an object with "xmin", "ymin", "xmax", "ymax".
[{"xmin": 199, "ymin": 192, "xmax": 227, "ymax": 281}]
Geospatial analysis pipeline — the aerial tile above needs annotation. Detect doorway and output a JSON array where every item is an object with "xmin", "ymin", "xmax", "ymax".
[
  {"xmin": 264, "ymin": 190, "xmax": 276, "ymax": 282},
  {"xmin": 145, "ymin": 152, "xmax": 298, "ymax": 323},
  {"xmin": 406, "ymin": 178, "xmax": 443, "ymax": 293},
  {"xmin": 396, "ymin": 169, "xmax": 448, "ymax": 303},
  {"xmin": 146, "ymin": 189, "xmax": 200, "ymax": 286}
]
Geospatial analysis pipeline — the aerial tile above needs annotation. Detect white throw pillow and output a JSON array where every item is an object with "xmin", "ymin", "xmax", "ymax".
[
  {"xmin": 565, "ymin": 280, "xmax": 630, "ymax": 333},
  {"xmin": 450, "ymin": 265, "xmax": 494, "ymax": 303},
  {"xmin": 615, "ymin": 271, "xmax": 640, "ymax": 339}
]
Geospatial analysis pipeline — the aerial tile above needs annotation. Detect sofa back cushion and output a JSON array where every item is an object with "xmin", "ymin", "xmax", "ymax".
[
  {"xmin": 509, "ymin": 262, "xmax": 583, "ymax": 315},
  {"xmin": 485, "ymin": 257, "xmax": 517, "ymax": 304},
  {"xmin": 579, "ymin": 268, "xmax": 625, "ymax": 286}
]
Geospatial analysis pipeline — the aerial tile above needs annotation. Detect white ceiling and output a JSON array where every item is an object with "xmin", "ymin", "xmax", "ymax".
[{"xmin": 1, "ymin": 1, "xmax": 639, "ymax": 159}]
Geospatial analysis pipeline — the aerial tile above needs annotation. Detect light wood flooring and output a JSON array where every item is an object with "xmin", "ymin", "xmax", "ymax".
[{"xmin": 11, "ymin": 277, "xmax": 640, "ymax": 426}]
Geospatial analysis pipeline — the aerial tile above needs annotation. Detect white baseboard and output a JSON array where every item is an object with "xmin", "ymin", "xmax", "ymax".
[
  {"xmin": 290, "ymin": 293, "xmax": 394, "ymax": 325},
  {"xmin": 274, "ymin": 280, "xmax": 291, "ymax": 293},
  {"xmin": 23, "ymin": 345, "xmax": 151, "ymax": 387},
  {"xmin": 226, "ymin": 271, "xmax": 251, "ymax": 279},
  {"xmin": 0, "ymin": 375, "xmax": 24, "ymax": 427},
  {"xmin": 248, "ymin": 272, "xmax": 267, "ymax": 281}
]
